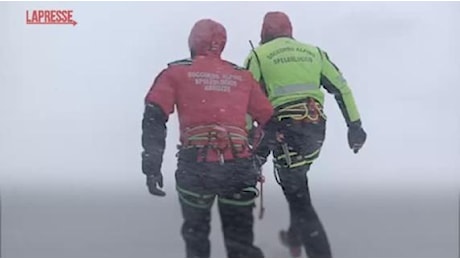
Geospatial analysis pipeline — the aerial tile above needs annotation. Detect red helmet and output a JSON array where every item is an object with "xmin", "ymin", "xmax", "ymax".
[
  {"xmin": 188, "ymin": 19, "xmax": 227, "ymax": 58},
  {"xmin": 260, "ymin": 11, "xmax": 293, "ymax": 44}
]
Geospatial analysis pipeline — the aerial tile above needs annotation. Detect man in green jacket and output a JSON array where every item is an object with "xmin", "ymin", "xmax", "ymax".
[{"xmin": 245, "ymin": 11, "xmax": 367, "ymax": 257}]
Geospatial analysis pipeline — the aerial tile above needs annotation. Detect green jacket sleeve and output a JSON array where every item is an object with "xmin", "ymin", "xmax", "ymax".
[
  {"xmin": 319, "ymin": 48, "xmax": 361, "ymax": 126},
  {"xmin": 244, "ymin": 53, "xmax": 261, "ymax": 133},
  {"xmin": 244, "ymin": 52, "xmax": 262, "ymax": 82},
  {"xmin": 245, "ymin": 51, "xmax": 271, "ymax": 98}
]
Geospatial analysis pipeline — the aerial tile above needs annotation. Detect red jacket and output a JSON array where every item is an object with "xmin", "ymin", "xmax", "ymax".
[{"xmin": 145, "ymin": 20, "xmax": 273, "ymax": 162}]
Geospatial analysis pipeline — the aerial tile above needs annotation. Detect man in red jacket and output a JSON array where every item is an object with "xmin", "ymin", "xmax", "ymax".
[{"xmin": 141, "ymin": 19, "xmax": 273, "ymax": 258}]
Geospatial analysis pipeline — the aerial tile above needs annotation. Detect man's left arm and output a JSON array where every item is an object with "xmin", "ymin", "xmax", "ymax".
[{"xmin": 319, "ymin": 49, "xmax": 367, "ymax": 153}]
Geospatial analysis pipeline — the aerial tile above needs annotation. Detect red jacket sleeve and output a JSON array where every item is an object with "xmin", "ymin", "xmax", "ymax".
[
  {"xmin": 145, "ymin": 68, "xmax": 176, "ymax": 116},
  {"xmin": 247, "ymin": 78, "xmax": 274, "ymax": 127}
]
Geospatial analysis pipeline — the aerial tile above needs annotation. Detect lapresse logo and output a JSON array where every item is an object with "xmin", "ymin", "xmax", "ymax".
[{"xmin": 26, "ymin": 10, "xmax": 77, "ymax": 26}]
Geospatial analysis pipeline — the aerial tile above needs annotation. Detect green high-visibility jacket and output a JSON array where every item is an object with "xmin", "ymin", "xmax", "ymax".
[{"xmin": 244, "ymin": 37, "xmax": 361, "ymax": 126}]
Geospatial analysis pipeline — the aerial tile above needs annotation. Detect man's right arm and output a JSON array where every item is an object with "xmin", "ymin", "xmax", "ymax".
[
  {"xmin": 247, "ymin": 77, "xmax": 273, "ymax": 130},
  {"xmin": 247, "ymin": 77, "xmax": 275, "ymax": 161},
  {"xmin": 142, "ymin": 69, "xmax": 175, "ymax": 177},
  {"xmin": 244, "ymin": 52, "xmax": 262, "ymax": 82},
  {"xmin": 141, "ymin": 103, "xmax": 167, "ymax": 176}
]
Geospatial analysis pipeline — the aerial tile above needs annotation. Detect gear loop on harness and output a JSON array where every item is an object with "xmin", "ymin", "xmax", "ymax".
[
  {"xmin": 271, "ymin": 97, "xmax": 326, "ymax": 171},
  {"xmin": 276, "ymin": 97, "xmax": 326, "ymax": 123},
  {"xmin": 180, "ymin": 124, "xmax": 249, "ymax": 163}
]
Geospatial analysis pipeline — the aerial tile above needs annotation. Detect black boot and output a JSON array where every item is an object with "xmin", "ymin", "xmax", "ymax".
[{"xmin": 279, "ymin": 229, "xmax": 302, "ymax": 257}]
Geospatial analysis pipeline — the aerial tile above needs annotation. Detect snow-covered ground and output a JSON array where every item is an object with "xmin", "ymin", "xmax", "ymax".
[
  {"xmin": 1, "ymin": 182, "xmax": 458, "ymax": 257},
  {"xmin": 1, "ymin": 1, "xmax": 459, "ymax": 257}
]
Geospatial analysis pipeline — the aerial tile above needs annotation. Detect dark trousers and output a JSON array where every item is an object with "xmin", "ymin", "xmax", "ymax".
[
  {"xmin": 273, "ymin": 117, "xmax": 332, "ymax": 258},
  {"xmin": 175, "ymin": 150, "xmax": 264, "ymax": 258}
]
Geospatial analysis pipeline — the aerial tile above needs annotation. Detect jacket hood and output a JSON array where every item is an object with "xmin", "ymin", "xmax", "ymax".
[
  {"xmin": 260, "ymin": 12, "xmax": 293, "ymax": 44},
  {"xmin": 188, "ymin": 19, "xmax": 227, "ymax": 58}
]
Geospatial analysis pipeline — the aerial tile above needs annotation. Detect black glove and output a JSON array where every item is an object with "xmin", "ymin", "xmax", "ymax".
[
  {"xmin": 252, "ymin": 117, "xmax": 277, "ymax": 168},
  {"xmin": 347, "ymin": 121, "xmax": 367, "ymax": 154},
  {"xmin": 142, "ymin": 151, "xmax": 166, "ymax": 197},
  {"xmin": 254, "ymin": 154, "xmax": 268, "ymax": 170},
  {"xmin": 146, "ymin": 174, "xmax": 166, "ymax": 197}
]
